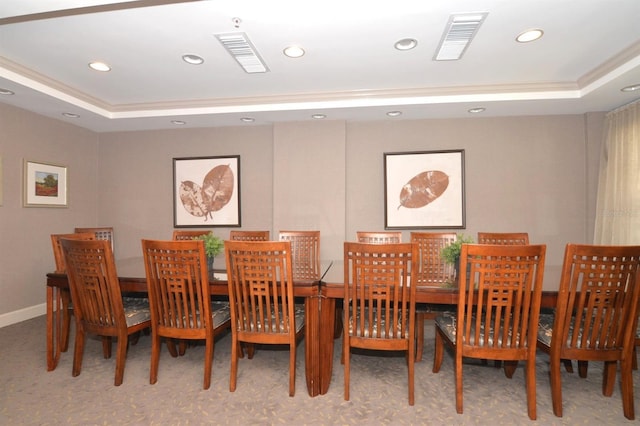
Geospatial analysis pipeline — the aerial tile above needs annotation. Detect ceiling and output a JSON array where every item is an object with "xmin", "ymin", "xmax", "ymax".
[{"xmin": 1, "ymin": 0, "xmax": 639, "ymax": 133}]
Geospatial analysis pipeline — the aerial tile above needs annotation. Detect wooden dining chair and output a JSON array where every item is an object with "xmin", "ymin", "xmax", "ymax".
[
  {"xmin": 410, "ymin": 232, "xmax": 457, "ymax": 362},
  {"xmin": 343, "ymin": 242, "xmax": 418, "ymax": 405},
  {"xmin": 74, "ymin": 227, "xmax": 115, "ymax": 252},
  {"xmin": 141, "ymin": 239, "xmax": 231, "ymax": 390},
  {"xmin": 61, "ymin": 238, "xmax": 151, "ymax": 386},
  {"xmin": 50, "ymin": 232, "xmax": 96, "ymax": 353},
  {"xmin": 356, "ymin": 231, "xmax": 402, "ymax": 244},
  {"xmin": 433, "ymin": 243, "xmax": 546, "ymax": 420},
  {"xmin": 172, "ymin": 229, "xmax": 210, "ymax": 240},
  {"xmin": 278, "ymin": 230, "xmax": 321, "ymax": 281},
  {"xmin": 224, "ymin": 240, "xmax": 305, "ymax": 396},
  {"xmin": 536, "ymin": 244, "xmax": 640, "ymax": 420},
  {"xmin": 229, "ymin": 230, "xmax": 270, "ymax": 241}
]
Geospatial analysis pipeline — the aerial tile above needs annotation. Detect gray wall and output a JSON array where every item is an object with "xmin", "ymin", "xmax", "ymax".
[{"xmin": 0, "ymin": 102, "xmax": 605, "ymax": 324}]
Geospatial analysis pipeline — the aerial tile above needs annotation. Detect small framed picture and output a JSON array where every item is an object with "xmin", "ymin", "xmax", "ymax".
[
  {"xmin": 173, "ymin": 155, "xmax": 241, "ymax": 227},
  {"xmin": 384, "ymin": 150, "xmax": 465, "ymax": 229},
  {"xmin": 23, "ymin": 160, "xmax": 68, "ymax": 208}
]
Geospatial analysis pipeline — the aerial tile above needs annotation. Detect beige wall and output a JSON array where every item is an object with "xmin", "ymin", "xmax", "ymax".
[{"xmin": 0, "ymin": 102, "xmax": 605, "ymax": 324}]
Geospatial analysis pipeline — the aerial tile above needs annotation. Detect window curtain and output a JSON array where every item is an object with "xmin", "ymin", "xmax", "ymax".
[{"xmin": 593, "ymin": 99, "xmax": 640, "ymax": 244}]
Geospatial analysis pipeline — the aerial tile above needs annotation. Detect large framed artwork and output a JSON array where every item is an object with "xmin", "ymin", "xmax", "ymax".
[
  {"xmin": 23, "ymin": 160, "xmax": 68, "ymax": 208},
  {"xmin": 384, "ymin": 150, "xmax": 465, "ymax": 229},
  {"xmin": 173, "ymin": 156, "xmax": 241, "ymax": 227}
]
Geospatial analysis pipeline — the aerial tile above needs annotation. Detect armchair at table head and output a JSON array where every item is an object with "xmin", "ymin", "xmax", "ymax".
[
  {"xmin": 343, "ymin": 241, "xmax": 419, "ymax": 405},
  {"xmin": 61, "ymin": 238, "xmax": 151, "ymax": 386},
  {"xmin": 171, "ymin": 229, "xmax": 210, "ymax": 240},
  {"xmin": 477, "ymin": 232, "xmax": 529, "ymax": 245},
  {"xmin": 536, "ymin": 243, "xmax": 640, "ymax": 420},
  {"xmin": 74, "ymin": 227, "xmax": 115, "ymax": 252},
  {"xmin": 278, "ymin": 230, "xmax": 321, "ymax": 281},
  {"xmin": 224, "ymin": 240, "xmax": 304, "ymax": 396}
]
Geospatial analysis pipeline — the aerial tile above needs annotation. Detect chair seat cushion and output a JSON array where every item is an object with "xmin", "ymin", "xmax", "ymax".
[
  {"xmin": 435, "ymin": 311, "xmax": 524, "ymax": 346},
  {"xmin": 243, "ymin": 304, "xmax": 304, "ymax": 333},
  {"xmin": 348, "ymin": 308, "xmax": 409, "ymax": 339},
  {"xmin": 122, "ymin": 297, "xmax": 151, "ymax": 327},
  {"xmin": 537, "ymin": 312, "xmax": 611, "ymax": 348},
  {"xmin": 210, "ymin": 301, "xmax": 231, "ymax": 328}
]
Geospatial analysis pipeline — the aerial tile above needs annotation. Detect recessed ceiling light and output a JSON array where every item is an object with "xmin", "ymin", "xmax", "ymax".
[
  {"xmin": 182, "ymin": 54, "xmax": 204, "ymax": 65},
  {"xmin": 386, "ymin": 111, "xmax": 402, "ymax": 117},
  {"xmin": 621, "ymin": 84, "xmax": 640, "ymax": 92},
  {"xmin": 468, "ymin": 107, "xmax": 486, "ymax": 113},
  {"xmin": 394, "ymin": 38, "xmax": 417, "ymax": 51},
  {"xmin": 62, "ymin": 112, "xmax": 79, "ymax": 118},
  {"xmin": 240, "ymin": 117, "xmax": 255, "ymax": 122},
  {"xmin": 88, "ymin": 61, "xmax": 111, "ymax": 72},
  {"xmin": 516, "ymin": 29, "xmax": 544, "ymax": 43},
  {"xmin": 171, "ymin": 120, "xmax": 186, "ymax": 125},
  {"xmin": 283, "ymin": 45, "xmax": 305, "ymax": 58},
  {"xmin": 0, "ymin": 88, "xmax": 14, "ymax": 95},
  {"xmin": 311, "ymin": 114, "xmax": 326, "ymax": 119}
]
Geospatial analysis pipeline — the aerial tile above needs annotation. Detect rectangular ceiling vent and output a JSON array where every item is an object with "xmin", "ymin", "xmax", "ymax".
[
  {"xmin": 216, "ymin": 32, "xmax": 269, "ymax": 74},
  {"xmin": 434, "ymin": 13, "xmax": 487, "ymax": 61}
]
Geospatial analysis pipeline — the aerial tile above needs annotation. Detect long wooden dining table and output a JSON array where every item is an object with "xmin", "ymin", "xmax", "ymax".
[{"xmin": 45, "ymin": 258, "xmax": 558, "ymax": 397}]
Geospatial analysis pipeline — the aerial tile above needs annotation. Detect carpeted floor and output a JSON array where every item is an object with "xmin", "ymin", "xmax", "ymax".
[{"xmin": 0, "ymin": 315, "xmax": 637, "ymax": 425}]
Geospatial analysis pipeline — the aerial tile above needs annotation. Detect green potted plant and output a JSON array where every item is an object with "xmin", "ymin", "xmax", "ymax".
[
  {"xmin": 441, "ymin": 234, "xmax": 475, "ymax": 280},
  {"xmin": 193, "ymin": 232, "xmax": 224, "ymax": 276}
]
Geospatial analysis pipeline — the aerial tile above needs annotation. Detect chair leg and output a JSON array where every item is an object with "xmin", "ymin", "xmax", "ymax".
[
  {"xmin": 288, "ymin": 343, "xmax": 296, "ymax": 397},
  {"xmin": 578, "ymin": 360, "xmax": 588, "ymax": 378},
  {"xmin": 432, "ymin": 326, "xmax": 444, "ymax": 373},
  {"xmin": 562, "ymin": 359, "xmax": 574, "ymax": 373},
  {"xmin": 343, "ymin": 336, "xmax": 350, "ymax": 401},
  {"xmin": 549, "ymin": 355, "xmax": 564, "ymax": 417},
  {"xmin": 102, "ymin": 336, "xmax": 112, "ymax": 359},
  {"xmin": 602, "ymin": 360, "xmax": 617, "ymax": 397},
  {"xmin": 525, "ymin": 358, "xmax": 537, "ymax": 420},
  {"xmin": 165, "ymin": 339, "xmax": 178, "ymax": 357},
  {"xmin": 633, "ymin": 346, "xmax": 638, "ymax": 370},
  {"xmin": 455, "ymin": 352, "xmax": 463, "ymax": 414},
  {"xmin": 415, "ymin": 312, "xmax": 425, "ymax": 362},
  {"xmin": 113, "ymin": 335, "xmax": 128, "ymax": 386},
  {"xmin": 60, "ymin": 291, "xmax": 72, "ymax": 352},
  {"xmin": 620, "ymin": 356, "xmax": 636, "ymax": 420},
  {"xmin": 230, "ymin": 336, "xmax": 238, "ymax": 392},
  {"xmin": 149, "ymin": 332, "xmax": 161, "ymax": 385},
  {"xmin": 203, "ymin": 337, "xmax": 213, "ymax": 390},
  {"xmin": 503, "ymin": 360, "xmax": 518, "ymax": 378},
  {"xmin": 71, "ymin": 326, "xmax": 85, "ymax": 378},
  {"xmin": 408, "ymin": 343, "xmax": 415, "ymax": 406}
]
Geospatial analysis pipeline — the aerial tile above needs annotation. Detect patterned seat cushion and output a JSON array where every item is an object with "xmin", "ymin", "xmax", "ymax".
[
  {"xmin": 122, "ymin": 297, "xmax": 151, "ymax": 327},
  {"xmin": 210, "ymin": 301, "xmax": 231, "ymax": 328},
  {"xmin": 537, "ymin": 312, "xmax": 610, "ymax": 348},
  {"xmin": 348, "ymin": 308, "xmax": 409, "ymax": 339},
  {"xmin": 242, "ymin": 304, "xmax": 304, "ymax": 333},
  {"xmin": 435, "ymin": 311, "xmax": 524, "ymax": 346}
]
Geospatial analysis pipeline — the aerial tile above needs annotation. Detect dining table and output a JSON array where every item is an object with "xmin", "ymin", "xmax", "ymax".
[{"xmin": 45, "ymin": 257, "xmax": 559, "ymax": 397}]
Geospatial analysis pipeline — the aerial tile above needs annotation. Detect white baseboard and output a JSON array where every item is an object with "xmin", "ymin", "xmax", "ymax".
[{"xmin": 0, "ymin": 303, "xmax": 46, "ymax": 328}]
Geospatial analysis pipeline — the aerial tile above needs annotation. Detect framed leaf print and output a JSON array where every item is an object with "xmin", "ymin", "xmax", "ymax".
[
  {"xmin": 173, "ymin": 156, "xmax": 241, "ymax": 227},
  {"xmin": 384, "ymin": 150, "xmax": 465, "ymax": 229}
]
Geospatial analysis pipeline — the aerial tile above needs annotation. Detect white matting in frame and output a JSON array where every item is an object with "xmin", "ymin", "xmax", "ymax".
[
  {"xmin": 384, "ymin": 150, "xmax": 465, "ymax": 229},
  {"xmin": 23, "ymin": 160, "xmax": 68, "ymax": 208}
]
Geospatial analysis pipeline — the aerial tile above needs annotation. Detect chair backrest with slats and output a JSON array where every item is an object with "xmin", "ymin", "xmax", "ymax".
[
  {"xmin": 74, "ymin": 227, "xmax": 115, "ymax": 252},
  {"xmin": 356, "ymin": 231, "xmax": 402, "ymax": 244},
  {"xmin": 457, "ymin": 243, "xmax": 546, "ymax": 354},
  {"xmin": 225, "ymin": 240, "xmax": 297, "ymax": 343},
  {"xmin": 551, "ymin": 244, "xmax": 640, "ymax": 357},
  {"xmin": 477, "ymin": 232, "xmax": 529, "ymax": 245},
  {"xmin": 142, "ymin": 239, "xmax": 213, "ymax": 338},
  {"xmin": 172, "ymin": 230, "xmax": 210, "ymax": 241},
  {"xmin": 51, "ymin": 232, "xmax": 96, "ymax": 273},
  {"xmin": 61, "ymin": 238, "xmax": 126, "ymax": 335},
  {"xmin": 343, "ymin": 242, "xmax": 418, "ymax": 345},
  {"xmin": 279, "ymin": 230, "xmax": 321, "ymax": 281},
  {"xmin": 229, "ymin": 230, "xmax": 270, "ymax": 241},
  {"xmin": 410, "ymin": 232, "xmax": 456, "ymax": 285}
]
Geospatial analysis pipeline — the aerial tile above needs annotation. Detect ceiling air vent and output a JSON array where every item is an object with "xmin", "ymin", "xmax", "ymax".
[
  {"xmin": 434, "ymin": 13, "xmax": 487, "ymax": 61},
  {"xmin": 216, "ymin": 32, "xmax": 269, "ymax": 73}
]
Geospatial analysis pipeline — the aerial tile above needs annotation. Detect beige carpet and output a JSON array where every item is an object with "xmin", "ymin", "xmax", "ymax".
[{"xmin": 0, "ymin": 315, "xmax": 637, "ymax": 425}]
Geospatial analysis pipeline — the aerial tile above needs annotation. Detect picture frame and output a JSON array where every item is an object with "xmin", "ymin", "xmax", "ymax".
[
  {"xmin": 23, "ymin": 160, "xmax": 68, "ymax": 208},
  {"xmin": 173, "ymin": 155, "xmax": 241, "ymax": 227},
  {"xmin": 384, "ymin": 150, "xmax": 465, "ymax": 229}
]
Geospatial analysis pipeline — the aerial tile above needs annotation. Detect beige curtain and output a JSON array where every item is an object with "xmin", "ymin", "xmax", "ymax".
[{"xmin": 593, "ymin": 99, "xmax": 640, "ymax": 244}]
